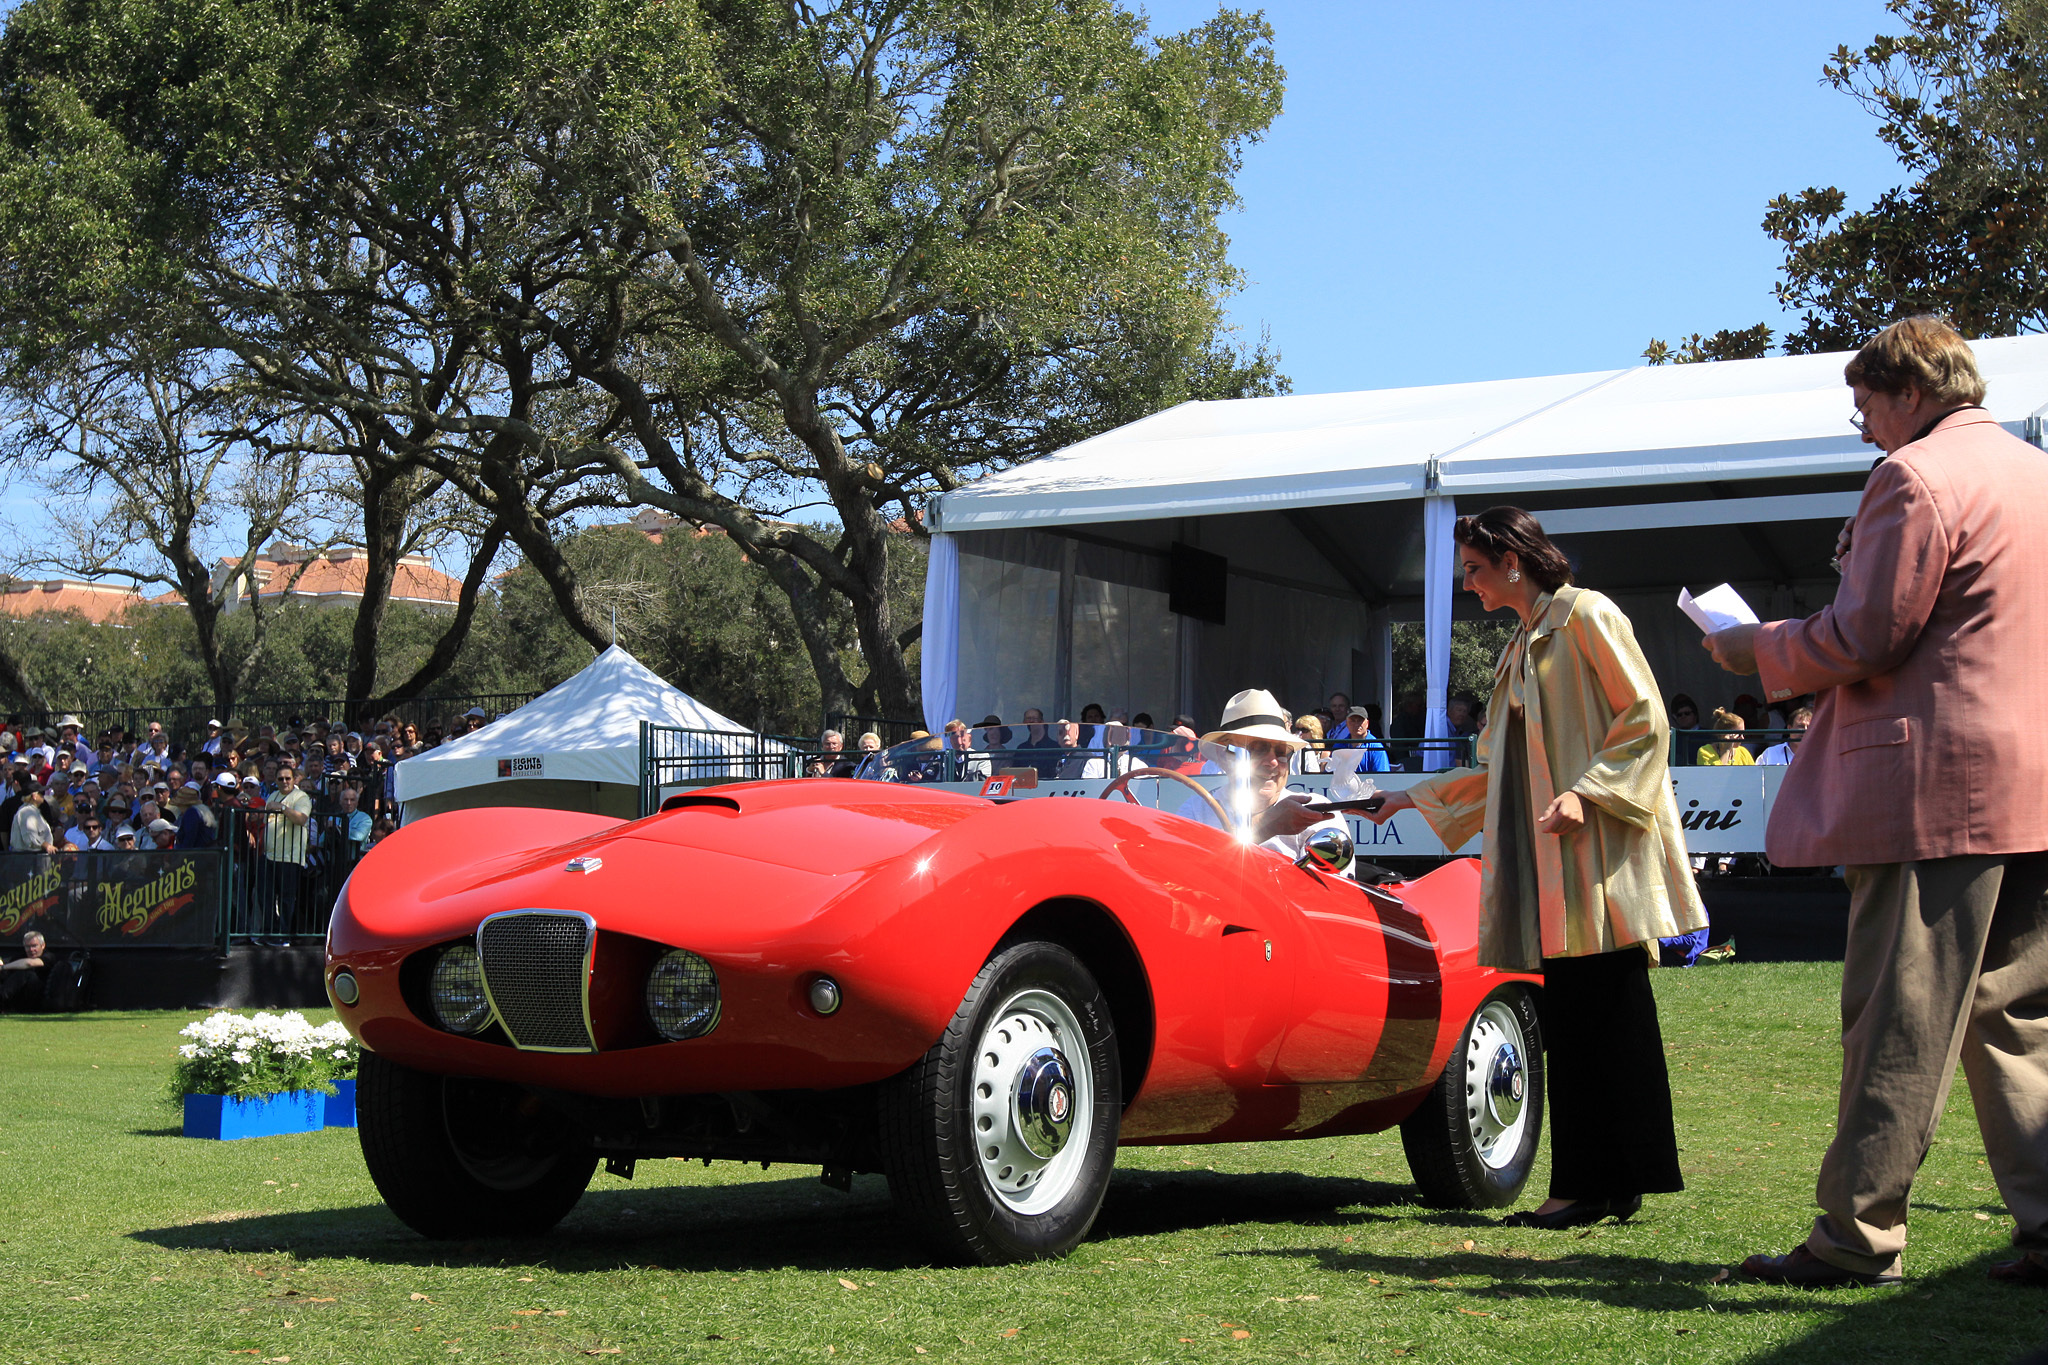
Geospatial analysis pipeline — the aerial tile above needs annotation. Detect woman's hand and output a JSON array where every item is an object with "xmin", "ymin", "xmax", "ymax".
[
  {"xmin": 1365, "ymin": 790, "xmax": 1414, "ymax": 824},
  {"xmin": 1538, "ymin": 791, "xmax": 1586, "ymax": 835}
]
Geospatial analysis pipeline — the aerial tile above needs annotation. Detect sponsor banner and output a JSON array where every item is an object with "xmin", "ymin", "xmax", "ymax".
[
  {"xmin": 497, "ymin": 755, "xmax": 546, "ymax": 779},
  {"xmin": 0, "ymin": 850, "xmax": 221, "ymax": 947},
  {"xmin": 887, "ymin": 765, "xmax": 1779, "ymax": 854}
]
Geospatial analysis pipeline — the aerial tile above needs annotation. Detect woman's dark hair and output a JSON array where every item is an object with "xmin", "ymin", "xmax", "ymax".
[{"xmin": 1453, "ymin": 506, "xmax": 1573, "ymax": 591}]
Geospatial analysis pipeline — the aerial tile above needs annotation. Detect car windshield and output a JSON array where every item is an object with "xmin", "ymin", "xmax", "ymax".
[{"xmin": 854, "ymin": 725, "xmax": 1204, "ymax": 784}]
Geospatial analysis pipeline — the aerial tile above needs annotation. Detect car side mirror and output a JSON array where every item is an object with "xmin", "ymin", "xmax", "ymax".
[{"xmin": 1295, "ymin": 825, "xmax": 1353, "ymax": 876}]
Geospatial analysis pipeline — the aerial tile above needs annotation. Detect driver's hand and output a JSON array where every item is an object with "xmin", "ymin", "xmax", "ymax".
[
  {"xmin": 1365, "ymin": 790, "xmax": 1414, "ymax": 824},
  {"xmin": 1253, "ymin": 796, "xmax": 1326, "ymax": 842}
]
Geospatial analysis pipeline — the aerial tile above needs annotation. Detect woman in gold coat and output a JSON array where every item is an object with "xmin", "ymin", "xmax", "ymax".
[{"xmin": 1371, "ymin": 506, "xmax": 1706, "ymax": 1229}]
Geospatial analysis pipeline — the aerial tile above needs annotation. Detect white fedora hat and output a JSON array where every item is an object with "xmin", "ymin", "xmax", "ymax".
[{"xmin": 1201, "ymin": 688, "xmax": 1303, "ymax": 751}]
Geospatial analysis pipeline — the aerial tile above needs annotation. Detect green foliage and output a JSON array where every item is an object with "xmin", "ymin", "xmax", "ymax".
[
  {"xmin": 1650, "ymin": 0, "xmax": 2048, "ymax": 358},
  {"xmin": 0, "ymin": 597, "xmax": 540, "ymax": 715},
  {"xmin": 0, "ymin": 0, "xmax": 1286, "ymax": 722},
  {"xmin": 1643, "ymin": 324, "xmax": 1776, "ymax": 366},
  {"xmin": 496, "ymin": 523, "xmax": 927, "ymax": 735},
  {"xmin": 1390, "ymin": 620, "xmax": 1518, "ymax": 709}
]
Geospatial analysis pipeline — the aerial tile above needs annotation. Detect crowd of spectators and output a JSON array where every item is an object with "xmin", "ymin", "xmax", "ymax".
[
  {"xmin": 811, "ymin": 690, "xmax": 1460, "ymax": 782},
  {"xmin": 1666, "ymin": 692, "xmax": 1814, "ymax": 766},
  {"xmin": 1, "ymin": 705, "xmax": 500, "ymax": 943}
]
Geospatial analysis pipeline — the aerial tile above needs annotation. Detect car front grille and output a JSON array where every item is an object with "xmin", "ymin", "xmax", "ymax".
[{"xmin": 476, "ymin": 910, "xmax": 596, "ymax": 1052}]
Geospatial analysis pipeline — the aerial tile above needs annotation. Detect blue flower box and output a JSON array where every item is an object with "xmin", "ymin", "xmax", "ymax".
[
  {"xmin": 324, "ymin": 1078, "xmax": 357, "ymax": 1128},
  {"xmin": 182, "ymin": 1090, "xmax": 326, "ymax": 1140}
]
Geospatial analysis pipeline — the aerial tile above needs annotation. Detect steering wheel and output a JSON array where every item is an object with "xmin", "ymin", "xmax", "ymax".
[{"xmin": 1100, "ymin": 766, "xmax": 1234, "ymax": 830}]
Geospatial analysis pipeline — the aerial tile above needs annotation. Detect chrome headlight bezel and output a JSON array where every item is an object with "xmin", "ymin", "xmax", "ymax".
[
  {"xmin": 644, "ymin": 949, "xmax": 721, "ymax": 1041},
  {"xmin": 428, "ymin": 943, "xmax": 493, "ymax": 1035}
]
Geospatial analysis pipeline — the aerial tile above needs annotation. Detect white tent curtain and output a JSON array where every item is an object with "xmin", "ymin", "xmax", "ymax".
[
  {"xmin": 920, "ymin": 532, "xmax": 960, "ymax": 736},
  {"xmin": 1422, "ymin": 494, "xmax": 1456, "ymax": 771}
]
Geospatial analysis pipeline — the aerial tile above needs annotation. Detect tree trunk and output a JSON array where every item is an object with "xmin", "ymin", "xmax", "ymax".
[
  {"xmin": 345, "ymin": 462, "xmax": 409, "ymax": 703},
  {"xmin": 0, "ymin": 635, "xmax": 48, "ymax": 712},
  {"xmin": 372, "ymin": 518, "xmax": 508, "ymax": 704}
]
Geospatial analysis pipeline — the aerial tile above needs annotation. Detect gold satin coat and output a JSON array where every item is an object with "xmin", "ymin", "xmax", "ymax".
[{"xmin": 1407, "ymin": 586, "xmax": 1707, "ymax": 970}]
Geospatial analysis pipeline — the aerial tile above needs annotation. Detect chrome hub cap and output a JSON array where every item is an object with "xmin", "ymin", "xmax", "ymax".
[
  {"xmin": 1013, "ymin": 1046, "xmax": 1076, "ymax": 1159},
  {"xmin": 1463, "ymin": 1000, "xmax": 1532, "ymax": 1171},
  {"xmin": 970, "ymin": 988, "xmax": 1094, "ymax": 1212}
]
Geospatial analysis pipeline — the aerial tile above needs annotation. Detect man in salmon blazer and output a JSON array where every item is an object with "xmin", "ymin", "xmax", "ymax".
[{"xmin": 1706, "ymin": 316, "xmax": 2048, "ymax": 1289}]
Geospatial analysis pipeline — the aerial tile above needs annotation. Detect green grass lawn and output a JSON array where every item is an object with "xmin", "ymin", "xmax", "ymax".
[{"xmin": 2, "ymin": 962, "xmax": 2043, "ymax": 1364}]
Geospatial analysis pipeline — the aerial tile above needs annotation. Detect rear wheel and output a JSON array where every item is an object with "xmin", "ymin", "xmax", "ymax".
[
  {"xmin": 357, "ymin": 1051, "xmax": 597, "ymax": 1238},
  {"xmin": 1400, "ymin": 985, "xmax": 1543, "ymax": 1208},
  {"xmin": 881, "ymin": 941, "xmax": 1121, "ymax": 1264}
]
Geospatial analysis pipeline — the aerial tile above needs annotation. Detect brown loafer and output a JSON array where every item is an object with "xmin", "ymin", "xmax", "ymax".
[
  {"xmin": 1989, "ymin": 1253, "xmax": 2048, "ymax": 1287},
  {"xmin": 1738, "ymin": 1245, "xmax": 1903, "ymax": 1288}
]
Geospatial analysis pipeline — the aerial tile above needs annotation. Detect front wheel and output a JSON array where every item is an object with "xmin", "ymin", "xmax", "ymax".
[
  {"xmin": 880, "ymin": 941, "xmax": 1121, "ymax": 1264},
  {"xmin": 1399, "ymin": 985, "xmax": 1544, "ymax": 1208},
  {"xmin": 357, "ymin": 1051, "xmax": 597, "ymax": 1239}
]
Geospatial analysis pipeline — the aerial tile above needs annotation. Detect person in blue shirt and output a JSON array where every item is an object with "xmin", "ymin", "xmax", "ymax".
[{"xmin": 1336, "ymin": 705, "xmax": 1391, "ymax": 772}]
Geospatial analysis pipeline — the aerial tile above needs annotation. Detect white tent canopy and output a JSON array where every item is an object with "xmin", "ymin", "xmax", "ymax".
[
  {"xmin": 921, "ymin": 336, "xmax": 2048, "ymax": 743},
  {"xmin": 929, "ymin": 336, "xmax": 2048, "ymax": 533},
  {"xmin": 395, "ymin": 645, "xmax": 781, "ymax": 821}
]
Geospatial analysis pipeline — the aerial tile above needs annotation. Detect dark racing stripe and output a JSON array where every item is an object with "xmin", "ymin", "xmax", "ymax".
[{"xmin": 1362, "ymin": 886, "xmax": 1442, "ymax": 1087}]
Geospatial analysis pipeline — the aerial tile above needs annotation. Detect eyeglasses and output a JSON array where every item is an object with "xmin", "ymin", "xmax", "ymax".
[{"xmin": 1849, "ymin": 395, "xmax": 1873, "ymax": 437}]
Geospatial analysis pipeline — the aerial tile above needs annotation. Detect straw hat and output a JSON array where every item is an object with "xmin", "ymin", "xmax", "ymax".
[{"xmin": 1201, "ymin": 689, "xmax": 1303, "ymax": 751}]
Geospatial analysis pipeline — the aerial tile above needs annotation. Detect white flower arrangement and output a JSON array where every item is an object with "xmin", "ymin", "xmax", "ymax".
[{"xmin": 167, "ymin": 1010, "xmax": 359, "ymax": 1102}]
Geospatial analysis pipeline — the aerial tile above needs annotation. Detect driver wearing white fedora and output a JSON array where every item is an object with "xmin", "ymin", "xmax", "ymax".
[{"xmin": 1177, "ymin": 689, "xmax": 1347, "ymax": 867}]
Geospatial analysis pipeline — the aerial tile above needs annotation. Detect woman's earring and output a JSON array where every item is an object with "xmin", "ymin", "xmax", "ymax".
[{"xmin": 1507, "ymin": 569, "xmax": 1521, "ymax": 584}]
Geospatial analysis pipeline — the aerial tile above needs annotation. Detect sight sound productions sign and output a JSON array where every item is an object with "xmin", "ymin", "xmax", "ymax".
[{"xmin": 0, "ymin": 852, "xmax": 221, "ymax": 946}]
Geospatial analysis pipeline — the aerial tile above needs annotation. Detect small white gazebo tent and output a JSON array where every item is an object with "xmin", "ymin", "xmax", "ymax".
[{"xmin": 394, "ymin": 645, "xmax": 779, "ymax": 822}]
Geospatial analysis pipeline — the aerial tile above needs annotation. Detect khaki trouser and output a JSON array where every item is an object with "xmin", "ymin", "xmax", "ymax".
[{"xmin": 1806, "ymin": 854, "xmax": 2048, "ymax": 1274}]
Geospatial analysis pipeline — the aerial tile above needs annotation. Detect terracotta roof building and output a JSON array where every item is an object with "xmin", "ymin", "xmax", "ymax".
[
  {"xmin": 216, "ymin": 544, "xmax": 463, "ymax": 613},
  {"xmin": 0, "ymin": 577, "xmax": 144, "ymax": 624}
]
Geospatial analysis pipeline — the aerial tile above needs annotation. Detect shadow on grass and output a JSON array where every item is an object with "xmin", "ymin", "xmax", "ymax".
[
  {"xmin": 1240, "ymin": 1240, "xmax": 2048, "ymax": 1361},
  {"xmin": 1729, "ymin": 1253, "xmax": 2048, "ymax": 1365},
  {"xmin": 128, "ymin": 1125, "xmax": 185, "ymax": 1138},
  {"xmin": 127, "ymin": 1165, "xmax": 1425, "ymax": 1273}
]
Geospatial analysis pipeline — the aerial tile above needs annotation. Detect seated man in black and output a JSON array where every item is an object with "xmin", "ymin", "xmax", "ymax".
[
  {"xmin": 0, "ymin": 929, "xmax": 48, "ymax": 1012},
  {"xmin": 1015, "ymin": 708, "xmax": 1062, "ymax": 779}
]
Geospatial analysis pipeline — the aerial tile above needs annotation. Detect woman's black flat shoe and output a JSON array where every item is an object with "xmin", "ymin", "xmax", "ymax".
[{"xmin": 1500, "ymin": 1195, "xmax": 1642, "ymax": 1230}]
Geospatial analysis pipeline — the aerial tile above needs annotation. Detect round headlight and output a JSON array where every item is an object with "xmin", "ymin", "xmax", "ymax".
[
  {"xmin": 808, "ymin": 976, "xmax": 842, "ymax": 1016},
  {"xmin": 429, "ymin": 944, "xmax": 492, "ymax": 1035},
  {"xmin": 645, "ymin": 950, "xmax": 720, "ymax": 1041}
]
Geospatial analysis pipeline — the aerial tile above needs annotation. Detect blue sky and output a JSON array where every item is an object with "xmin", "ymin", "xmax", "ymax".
[{"xmin": 1138, "ymin": 0, "xmax": 1909, "ymax": 393}]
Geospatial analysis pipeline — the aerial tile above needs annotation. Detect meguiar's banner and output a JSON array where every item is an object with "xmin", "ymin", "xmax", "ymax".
[{"xmin": 0, "ymin": 851, "xmax": 220, "ymax": 947}]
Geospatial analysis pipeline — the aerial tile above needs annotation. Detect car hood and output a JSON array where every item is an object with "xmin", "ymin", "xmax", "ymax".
[{"xmin": 340, "ymin": 779, "xmax": 986, "ymax": 949}]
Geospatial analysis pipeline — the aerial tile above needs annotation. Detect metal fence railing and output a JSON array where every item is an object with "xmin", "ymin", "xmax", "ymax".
[
  {"xmin": 638, "ymin": 723, "xmax": 812, "ymax": 816},
  {"xmin": 11, "ymin": 692, "xmax": 542, "ymax": 757}
]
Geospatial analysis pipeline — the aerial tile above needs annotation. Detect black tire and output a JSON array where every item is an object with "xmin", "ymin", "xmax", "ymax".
[
  {"xmin": 357, "ymin": 1051, "xmax": 597, "ymax": 1239},
  {"xmin": 1399, "ymin": 984, "xmax": 1544, "ymax": 1209},
  {"xmin": 880, "ymin": 941, "xmax": 1121, "ymax": 1265}
]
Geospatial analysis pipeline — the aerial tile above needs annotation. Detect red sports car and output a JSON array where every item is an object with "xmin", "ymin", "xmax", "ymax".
[{"xmin": 325, "ymin": 766, "xmax": 1544, "ymax": 1264}]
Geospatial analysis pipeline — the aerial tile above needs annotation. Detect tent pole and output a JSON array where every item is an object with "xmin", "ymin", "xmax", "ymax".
[{"xmin": 1422, "ymin": 461, "xmax": 1455, "ymax": 771}]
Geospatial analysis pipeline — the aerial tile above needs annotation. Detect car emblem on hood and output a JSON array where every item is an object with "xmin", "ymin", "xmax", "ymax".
[{"xmin": 565, "ymin": 855, "xmax": 603, "ymax": 874}]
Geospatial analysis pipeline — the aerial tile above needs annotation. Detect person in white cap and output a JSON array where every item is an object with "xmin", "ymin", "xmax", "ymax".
[
  {"xmin": 143, "ymin": 816, "xmax": 177, "ymax": 850},
  {"xmin": 201, "ymin": 719, "xmax": 227, "ymax": 758},
  {"xmin": 1176, "ymin": 689, "xmax": 1346, "ymax": 865}
]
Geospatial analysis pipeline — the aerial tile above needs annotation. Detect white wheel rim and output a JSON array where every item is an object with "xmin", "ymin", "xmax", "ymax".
[
  {"xmin": 1463, "ymin": 999, "xmax": 1531, "ymax": 1172},
  {"xmin": 969, "ymin": 987, "xmax": 1094, "ymax": 1213}
]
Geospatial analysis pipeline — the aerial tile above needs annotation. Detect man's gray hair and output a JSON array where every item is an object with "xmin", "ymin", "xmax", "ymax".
[{"xmin": 820, "ymin": 730, "xmax": 843, "ymax": 744}]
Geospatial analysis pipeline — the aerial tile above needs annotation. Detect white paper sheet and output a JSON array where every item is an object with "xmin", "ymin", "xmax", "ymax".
[{"xmin": 1678, "ymin": 583, "xmax": 1761, "ymax": 634}]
